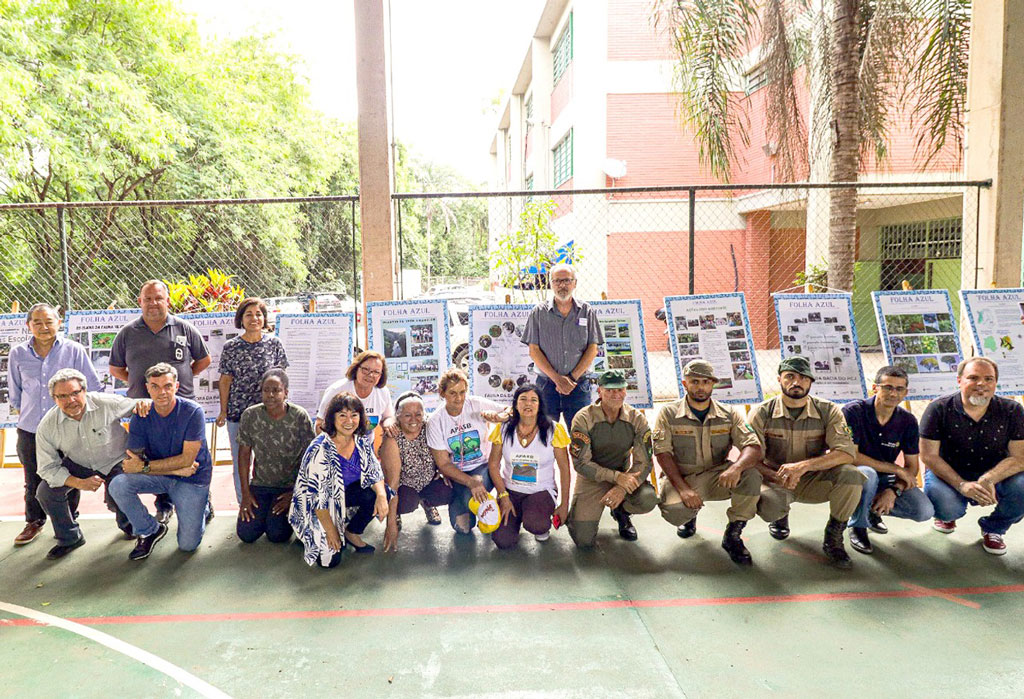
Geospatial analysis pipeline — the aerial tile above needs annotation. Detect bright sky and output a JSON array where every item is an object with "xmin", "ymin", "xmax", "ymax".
[{"xmin": 178, "ymin": 0, "xmax": 546, "ymax": 187}]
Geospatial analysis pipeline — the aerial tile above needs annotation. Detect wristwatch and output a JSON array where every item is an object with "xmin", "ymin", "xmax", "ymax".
[
  {"xmin": 888, "ymin": 484, "xmax": 902, "ymax": 497},
  {"xmin": 141, "ymin": 457, "xmax": 151, "ymax": 474}
]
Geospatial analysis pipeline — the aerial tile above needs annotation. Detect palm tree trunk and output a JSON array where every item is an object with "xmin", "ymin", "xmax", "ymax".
[{"xmin": 828, "ymin": 0, "xmax": 860, "ymax": 292}]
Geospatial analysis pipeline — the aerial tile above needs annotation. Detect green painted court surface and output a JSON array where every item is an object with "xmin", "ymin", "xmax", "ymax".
[{"xmin": 2, "ymin": 502, "xmax": 1023, "ymax": 698}]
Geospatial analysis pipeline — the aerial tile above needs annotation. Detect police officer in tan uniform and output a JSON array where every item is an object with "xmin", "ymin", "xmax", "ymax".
[
  {"xmin": 748, "ymin": 356, "xmax": 863, "ymax": 569},
  {"xmin": 567, "ymin": 370, "xmax": 657, "ymax": 548},
  {"xmin": 653, "ymin": 359, "xmax": 763, "ymax": 565}
]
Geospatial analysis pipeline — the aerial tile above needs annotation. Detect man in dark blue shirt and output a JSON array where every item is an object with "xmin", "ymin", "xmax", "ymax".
[
  {"xmin": 842, "ymin": 366, "xmax": 933, "ymax": 554},
  {"xmin": 108, "ymin": 363, "xmax": 213, "ymax": 561},
  {"xmin": 920, "ymin": 357, "xmax": 1024, "ymax": 556}
]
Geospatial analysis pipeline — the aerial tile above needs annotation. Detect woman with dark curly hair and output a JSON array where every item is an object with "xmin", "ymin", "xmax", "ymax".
[{"xmin": 289, "ymin": 392, "xmax": 391, "ymax": 568}]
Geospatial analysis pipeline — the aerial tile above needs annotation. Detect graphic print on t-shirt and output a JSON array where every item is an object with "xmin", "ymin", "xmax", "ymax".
[
  {"xmin": 448, "ymin": 430, "xmax": 482, "ymax": 463},
  {"xmin": 511, "ymin": 454, "xmax": 539, "ymax": 484},
  {"xmin": 368, "ymin": 414, "xmax": 380, "ymax": 429}
]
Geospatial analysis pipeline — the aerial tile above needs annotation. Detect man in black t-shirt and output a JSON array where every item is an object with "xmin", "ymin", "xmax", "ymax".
[
  {"xmin": 920, "ymin": 357, "xmax": 1024, "ymax": 556},
  {"xmin": 842, "ymin": 366, "xmax": 934, "ymax": 554}
]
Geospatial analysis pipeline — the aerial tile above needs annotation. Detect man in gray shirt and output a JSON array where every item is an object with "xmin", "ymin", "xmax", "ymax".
[
  {"xmin": 34, "ymin": 369, "xmax": 152, "ymax": 559},
  {"xmin": 521, "ymin": 263, "xmax": 603, "ymax": 426},
  {"xmin": 108, "ymin": 279, "xmax": 210, "ymax": 522}
]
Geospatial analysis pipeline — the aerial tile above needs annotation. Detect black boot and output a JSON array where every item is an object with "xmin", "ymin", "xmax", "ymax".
[
  {"xmin": 823, "ymin": 517, "xmax": 853, "ymax": 569},
  {"xmin": 676, "ymin": 514, "xmax": 697, "ymax": 539},
  {"xmin": 611, "ymin": 507, "xmax": 638, "ymax": 541},
  {"xmin": 849, "ymin": 527, "xmax": 873, "ymax": 554},
  {"xmin": 768, "ymin": 514, "xmax": 790, "ymax": 540},
  {"xmin": 721, "ymin": 521, "xmax": 753, "ymax": 565}
]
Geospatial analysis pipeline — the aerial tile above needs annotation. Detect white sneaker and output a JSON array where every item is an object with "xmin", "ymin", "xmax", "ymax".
[{"xmin": 534, "ymin": 531, "xmax": 550, "ymax": 542}]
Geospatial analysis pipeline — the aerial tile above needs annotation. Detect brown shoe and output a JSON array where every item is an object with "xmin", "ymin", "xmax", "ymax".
[{"xmin": 14, "ymin": 520, "xmax": 46, "ymax": 546}]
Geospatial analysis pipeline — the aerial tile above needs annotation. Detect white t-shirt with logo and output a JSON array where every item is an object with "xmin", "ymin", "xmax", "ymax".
[
  {"xmin": 317, "ymin": 379, "xmax": 394, "ymax": 432},
  {"xmin": 426, "ymin": 396, "xmax": 502, "ymax": 472},
  {"xmin": 488, "ymin": 422, "xmax": 570, "ymax": 498}
]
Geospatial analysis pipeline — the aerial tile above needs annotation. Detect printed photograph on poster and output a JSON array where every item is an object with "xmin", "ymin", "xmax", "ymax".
[
  {"xmin": 664, "ymin": 293, "xmax": 762, "ymax": 404},
  {"xmin": 960, "ymin": 288, "xmax": 1024, "ymax": 395},
  {"xmin": 588, "ymin": 300, "xmax": 653, "ymax": 408},
  {"xmin": 468, "ymin": 305, "xmax": 534, "ymax": 403},
  {"xmin": 367, "ymin": 300, "xmax": 451, "ymax": 410},
  {"xmin": 275, "ymin": 313, "xmax": 354, "ymax": 420},
  {"xmin": 180, "ymin": 312, "xmax": 238, "ymax": 421},
  {"xmin": 773, "ymin": 294, "xmax": 867, "ymax": 402},
  {"xmin": 0, "ymin": 314, "xmax": 32, "ymax": 428},
  {"xmin": 872, "ymin": 290, "xmax": 961, "ymax": 400},
  {"xmin": 66, "ymin": 309, "xmax": 141, "ymax": 396}
]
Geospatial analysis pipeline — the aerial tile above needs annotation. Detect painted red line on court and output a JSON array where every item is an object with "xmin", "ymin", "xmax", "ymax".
[
  {"xmin": 4, "ymin": 583, "xmax": 1024, "ymax": 628},
  {"xmin": 899, "ymin": 581, "xmax": 981, "ymax": 609}
]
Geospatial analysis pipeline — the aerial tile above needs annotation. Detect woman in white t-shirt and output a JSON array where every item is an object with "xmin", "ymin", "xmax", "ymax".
[
  {"xmin": 426, "ymin": 368, "xmax": 509, "ymax": 534},
  {"xmin": 316, "ymin": 351, "xmax": 396, "ymax": 437},
  {"xmin": 487, "ymin": 383, "xmax": 571, "ymax": 549}
]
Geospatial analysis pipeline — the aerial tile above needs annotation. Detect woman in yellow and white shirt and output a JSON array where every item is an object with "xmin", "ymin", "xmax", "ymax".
[{"xmin": 487, "ymin": 383, "xmax": 571, "ymax": 549}]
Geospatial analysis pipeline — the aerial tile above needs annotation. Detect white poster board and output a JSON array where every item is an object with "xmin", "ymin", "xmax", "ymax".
[
  {"xmin": 589, "ymin": 299, "xmax": 653, "ymax": 408},
  {"xmin": 275, "ymin": 313, "xmax": 354, "ymax": 420},
  {"xmin": 467, "ymin": 304, "xmax": 535, "ymax": 403},
  {"xmin": 665, "ymin": 293, "xmax": 762, "ymax": 404},
  {"xmin": 367, "ymin": 299, "xmax": 450, "ymax": 410},
  {"xmin": 872, "ymin": 290, "xmax": 962, "ymax": 400},
  {"xmin": 0, "ymin": 314, "xmax": 32, "ymax": 428},
  {"xmin": 65, "ymin": 309, "xmax": 140, "ymax": 396},
  {"xmin": 179, "ymin": 312, "xmax": 237, "ymax": 421},
  {"xmin": 773, "ymin": 293, "xmax": 867, "ymax": 402},
  {"xmin": 960, "ymin": 288, "xmax": 1024, "ymax": 395}
]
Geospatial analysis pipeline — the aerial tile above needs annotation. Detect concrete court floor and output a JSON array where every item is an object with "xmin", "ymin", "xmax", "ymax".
[{"xmin": 1, "ymin": 497, "xmax": 1023, "ymax": 699}]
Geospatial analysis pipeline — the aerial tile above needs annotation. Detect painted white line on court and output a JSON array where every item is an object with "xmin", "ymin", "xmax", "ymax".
[{"xmin": 0, "ymin": 600, "xmax": 231, "ymax": 698}]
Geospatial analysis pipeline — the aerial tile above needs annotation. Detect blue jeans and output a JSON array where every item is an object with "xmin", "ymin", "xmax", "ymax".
[
  {"xmin": 449, "ymin": 464, "xmax": 493, "ymax": 531},
  {"xmin": 537, "ymin": 375, "xmax": 592, "ymax": 428},
  {"xmin": 108, "ymin": 474, "xmax": 211, "ymax": 551},
  {"xmin": 236, "ymin": 486, "xmax": 292, "ymax": 544},
  {"xmin": 848, "ymin": 466, "xmax": 934, "ymax": 529},
  {"xmin": 924, "ymin": 470, "xmax": 1024, "ymax": 535},
  {"xmin": 226, "ymin": 420, "xmax": 242, "ymax": 503}
]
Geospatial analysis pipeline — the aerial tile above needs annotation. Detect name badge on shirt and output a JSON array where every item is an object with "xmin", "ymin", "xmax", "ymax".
[
  {"xmin": 578, "ymin": 318, "xmax": 588, "ymax": 326},
  {"xmin": 174, "ymin": 334, "xmax": 186, "ymax": 362}
]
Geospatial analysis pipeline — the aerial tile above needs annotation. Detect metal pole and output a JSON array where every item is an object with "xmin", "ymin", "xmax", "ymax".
[
  {"xmin": 350, "ymin": 199, "xmax": 358, "ymax": 329},
  {"xmin": 396, "ymin": 199, "xmax": 404, "ymax": 300},
  {"xmin": 57, "ymin": 205, "xmax": 72, "ymax": 311},
  {"xmin": 688, "ymin": 188, "xmax": 696, "ymax": 295}
]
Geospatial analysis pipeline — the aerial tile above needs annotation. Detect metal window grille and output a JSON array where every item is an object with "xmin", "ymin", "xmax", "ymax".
[
  {"xmin": 552, "ymin": 130, "xmax": 573, "ymax": 186},
  {"xmin": 552, "ymin": 12, "xmax": 573, "ymax": 84}
]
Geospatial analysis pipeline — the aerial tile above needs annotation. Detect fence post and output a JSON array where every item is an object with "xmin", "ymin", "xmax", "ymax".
[
  {"xmin": 350, "ymin": 198, "xmax": 358, "ymax": 329},
  {"xmin": 396, "ymin": 198, "xmax": 404, "ymax": 300},
  {"xmin": 688, "ymin": 188, "xmax": 696, "ymax": 295},
  {"xmin": 57, "ymin": 205, "xmax": 72, "ymax": 311}
]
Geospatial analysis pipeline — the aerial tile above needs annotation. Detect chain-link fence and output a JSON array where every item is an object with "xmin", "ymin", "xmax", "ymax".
[
  {"xmin": 395, "ymin": 181, "xmax": 988, "ymax": 399},
  {"xmin": 0, "ymin": 196, "xmax": 361, "ymax": 313}
]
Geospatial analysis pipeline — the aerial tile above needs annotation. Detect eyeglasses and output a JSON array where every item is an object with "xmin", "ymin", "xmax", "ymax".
[
  {"xmin": 54, "ymin": 388, "xmax": 85, "ymax": 401},
  {"xmin": 551, "ymin": 278, "xmax": 576, "ymax": 286},
  {"xmin": 876, "ymin": 384, "xmax": 908, "ymax": 393},
  {"xmin": 359, "ymin": 366, "xmax": 383, "ymax": 378}
]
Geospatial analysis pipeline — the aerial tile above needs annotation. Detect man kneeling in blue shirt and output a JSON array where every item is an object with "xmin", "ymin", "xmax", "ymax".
[
  {"xmin": 842, "ymin": 365, "xmax": 933, "ymax": 554},
  {"xmin": 109, "ymin": 363, "xmax": 212, "ymax": 561}
]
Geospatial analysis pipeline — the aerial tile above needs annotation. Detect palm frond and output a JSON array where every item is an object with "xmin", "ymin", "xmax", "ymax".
[
  {"xmin": 906, "ymin": 0, "xmax": 969, "ymax": 167},
  {"xmin": 652, "ymin": 0, "xmax": 759, "ymax": 181},
  {"xmin": 761, "ymin": 0, "xmax": 808, "ymax": 180}
]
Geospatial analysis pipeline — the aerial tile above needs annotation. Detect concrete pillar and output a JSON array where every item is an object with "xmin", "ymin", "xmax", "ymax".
[
  {"xmin": 354, "ymin": 0, "xmax": 396, "ymax": 301},
  {"xmin": 963, "ymin": 0, "xmax": 1024, "ymax": 290},
  {"xmin": 531, "ymin": 36, "xmax": 554, "ymax": 189}
]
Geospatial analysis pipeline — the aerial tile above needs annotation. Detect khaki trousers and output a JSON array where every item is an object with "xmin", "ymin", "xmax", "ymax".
[
  {"xmin": 756, "ymin": 465, "xmax": 865, "ymax": 523},
  {"xmin": 658, "ymin": 465, "xmax": 762, "ymax": 526},
  {"xmin": 568, "ymin": 476, "xmax": 658, "ymax": 548}
]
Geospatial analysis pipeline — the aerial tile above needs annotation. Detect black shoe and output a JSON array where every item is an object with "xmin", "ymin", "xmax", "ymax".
[
  {"xmin": 823, "ymin": 517, "xmax": 853, "ymax": 569},
  {"xmin": 612, "ymin": 507, "xmax": 638, "ymax": 541},
  {"xmin": 423, "ymin": 505, "xmax": 442, "ymax": 525},
  {"xmin": 155, "ymin": 508, "xmax": 174, "ymax": 525},
  {"xmin": 46, "ymin": 537, "xmax": 86, "ymax": 560},
  {"xmin": 849, "ymin": 527, "xmax": 873, "ymax": 555},
  {"xmin": 721, "ymin": 521, "xmax": 753, "ymax": 565},
  {"xmin": 768, "ymin": 514, "xmax": 790, "ymax": 540},
  {"xmin": 129, "ymin": 523, "xmax": 167, "ymax": 561},
  {"xmin": 676, "ymin": 517, "xmax": 697, "ymax": 539},
  {"xmin": 205, "ymin": 505, "xmax": 215, "ymax": 525},
  {"xmin": 868, "ymin": 512, "xmax": 888, "ymax": 534}
]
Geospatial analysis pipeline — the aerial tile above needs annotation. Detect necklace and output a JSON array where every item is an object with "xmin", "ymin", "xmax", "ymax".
[{"xmin": 517, "ymin": 424, "xmax": 537, "ymax": 447}]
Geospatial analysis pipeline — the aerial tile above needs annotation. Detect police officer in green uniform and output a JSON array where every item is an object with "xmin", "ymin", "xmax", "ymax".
[
  {"xmin": 653, "ymin": 359, "xmax": 763, "ymax": 565},
  {"xmin": 748, "ymin": 356, "xmax": 864, "ymax": 569},
  {"xmin": 567, "ymin": 370, "xmax": 657, "ymax": 548}
]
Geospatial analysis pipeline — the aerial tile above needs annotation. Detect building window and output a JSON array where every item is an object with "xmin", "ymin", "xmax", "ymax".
[
  {"xmin": 553, "ymin": 13, "xmax": 573, "ymax": 84},
  {"xmin": 552, "ymin": 130, "xmax": 573, "ymax": 186},
  {"xmin": 745, "ymin": 62, "xmax": 769, "ymax": 95},
  {"xmin": 880, "ymin": 218, "xmax": 962, "ymax": 260},
  {"xmin": 524, "ymin": 95, "xmax": 533, "ymax": 134}
]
